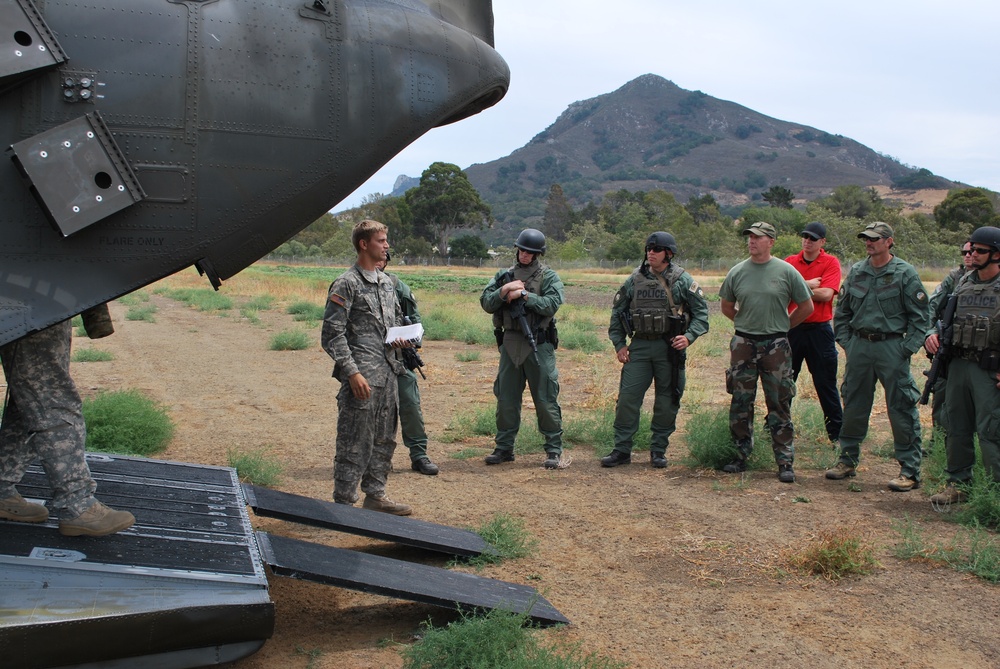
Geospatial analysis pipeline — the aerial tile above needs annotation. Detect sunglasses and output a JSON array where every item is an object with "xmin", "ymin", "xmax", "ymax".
[
  {"xmin": 961, "ymin": 249, "xmax": 974, "ymax": 256},
  {"xmin": 645, "ymin": 245, "xmax": 668, "ymax": 254},
  {"xmin": 970, "ymin": 246, "xmax": 994, "ymax": 255}
]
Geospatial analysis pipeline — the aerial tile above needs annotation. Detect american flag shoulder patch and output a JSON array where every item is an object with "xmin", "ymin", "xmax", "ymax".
[{"xmin": 329, "ymin": 292, "xmax": 346, "ymax": 308}]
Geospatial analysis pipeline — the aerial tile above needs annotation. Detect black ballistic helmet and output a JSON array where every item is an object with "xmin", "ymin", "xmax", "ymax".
[
  {"xmin": 645, "ymin": 231, "xmax": 678, "ymax": 254},
  {"xmin": 515, "ymin": 228, "xmax": 546, "ymax": 255},
  {"xmin": 969, "ymin": 226, "xmax": 1000, "ymax": 253}
]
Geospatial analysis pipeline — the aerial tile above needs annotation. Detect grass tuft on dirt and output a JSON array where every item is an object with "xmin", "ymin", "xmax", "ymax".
[
  {"xmin": 82, "ymin": 389, "xmax": 174, "ymax": 456},
  {"xmin": 787, "ymin": 527, "xmax": 880, "ymax": 580},
  {"xmin": 400, "ymin": 608, "xmax": 624, "ymax": 669},
  {"xmin": 269, "ymin": 330, "xmax": 312, "ymax": 351},
  {"xmin": 72, "ymin": 348, "xmax": 114, "ymax": 363},
  {"xmin": 466, "ymin": 513, "xmax": 539, "ymax": 567},
  {"xmin": 228, "ymin": 447, "xmax": 283, "ymax": 487}
]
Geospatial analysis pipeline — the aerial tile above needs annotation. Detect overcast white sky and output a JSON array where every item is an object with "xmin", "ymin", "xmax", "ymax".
[{"xmin": 336, "ymin": 0, "xmax": 1000, "ymax": 210}]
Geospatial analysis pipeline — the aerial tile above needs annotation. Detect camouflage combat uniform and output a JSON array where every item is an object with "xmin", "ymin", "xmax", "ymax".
[
  {"xmin": 720, "ymin": 258, "xmax": 812, "ymax": 465},
  {"xmin": 385, "ymin": 271, "xmax": 429, "ymax": 463},
  {"xmin": 0, "ymin": 320, "xmax": 98, "ymax": 517},
  {"xmin": 322, "ymin": 265, "xmax": 405, "ymax": 505},
  {"xmin": 480, "ymin": 257, "xmax": 564, "ymax": 457},
  {"xmin": 608, "ymin": 262, "xmax": 709, "ymax": 458},
  {"xmin": 834, "ymin": 255, "xmax": 929, "ymax": 480}
]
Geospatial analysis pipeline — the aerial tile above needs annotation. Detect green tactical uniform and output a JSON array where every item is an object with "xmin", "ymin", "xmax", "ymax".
[
  {"xmin": 927, "ymin": 265, "xmax": 969, "ymax": 437},
  {"xmin": 942, "ymin": 271, "xmax": 1000, "ymax": 484},
  {"xmin": 480, "ymin": 257, "xmax": 564, "ymax": 457},
  {"xmin": 385, "ymin": 272, "xmax": 429, "ymax": 463},
  {"xmin": 608, "ymin": 263, "xmax": 709, "ymax": 457},
  {"xmin": 834, "ymin": 255, "xmax": 930, "ymax": 480}
]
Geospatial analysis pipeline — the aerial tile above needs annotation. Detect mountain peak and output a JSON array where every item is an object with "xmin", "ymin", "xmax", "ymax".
[{"xmin": 463, "ymin": 76, "xmax": 953, "ymax": 225}]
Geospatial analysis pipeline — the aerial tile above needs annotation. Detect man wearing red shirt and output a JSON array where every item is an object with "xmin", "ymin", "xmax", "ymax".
[{"xmin": 785, "ymin": 221, "xmax": 843, "ymax": 442}]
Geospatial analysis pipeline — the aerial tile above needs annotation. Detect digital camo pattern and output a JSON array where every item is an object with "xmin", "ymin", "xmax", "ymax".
[
  {"xmin": 0, "ymin": 321, "xmax": 97, "ymax": 516},
  {"xmin": 333, "ymin": 373, "xmax": 399, "ymax": 505}
]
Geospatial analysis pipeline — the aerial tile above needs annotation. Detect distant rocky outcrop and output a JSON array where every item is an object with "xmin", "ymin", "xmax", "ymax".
[{"xmin": 388, "ymin": 74, "xmax": 957, "ymax": 226}]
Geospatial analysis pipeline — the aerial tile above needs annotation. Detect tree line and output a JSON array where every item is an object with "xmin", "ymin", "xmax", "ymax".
[{"xmin": 274, "ymin": 161, "xmax": 1000, "ymax": 268}]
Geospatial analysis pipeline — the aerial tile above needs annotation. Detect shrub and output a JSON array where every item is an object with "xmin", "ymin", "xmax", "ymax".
[
  {"xmin": 270, "ymin": 330, "xmax": 312, "ymax": 351},
  {"xmin": 787, "ymin": 527, "xmax": 880, "ymax": 580},
  {"xmin": 126, "ymin": 304, "xmax": 157, "ymax": 322},
  {"xmin": 287, "ymin": 301, "xmax": 325, "ymax": 321},
  {"xmin": 72, "ymin": 348, "xmax": 114, "ymax": 363},
  {"xmin": 83, "ymin": 389, "xmax": 174, "ymax": 456},
  {"xmin": 683, "ymin": 406, "xmax": 768, "ymax": 471},
  {"xmin": 228, "ymin": 447, "xmax": 283, "ymax": 487},
  {"xmin": 400, "ymin": 608, "xmax": 623, "ymax": 669},
  {"xmin": 469, "ymin": 513, "xmax": 539, "ymax": 566}
]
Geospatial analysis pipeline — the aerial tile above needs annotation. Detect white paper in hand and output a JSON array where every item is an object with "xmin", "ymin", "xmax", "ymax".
[{"xmin": 385, "ymin": 322, "xmax": 424, "ymax": 345}]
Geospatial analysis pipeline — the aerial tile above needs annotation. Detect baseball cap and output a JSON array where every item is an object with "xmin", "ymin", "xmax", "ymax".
[
  {"xmin": 742, "ymin": 221, "xmax": 777, "ymax": 239},
  {"xmin": 858, "ymin": 222, "xmax": 893, "ymax": 240},
  {"xmin": 801, "ymin": 221, "xmax": 826, "ymax": 240}
]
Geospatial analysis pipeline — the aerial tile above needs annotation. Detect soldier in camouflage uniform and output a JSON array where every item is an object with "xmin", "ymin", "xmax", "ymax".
[
  {"xmin": 603, "ymin": 232, "xmax": 709, "ymax": 469},
  {"xmin": 377, "ymin": 254, "xmax": 438, "ymax": 476},
  {"xmin": 926, "ymin": 227, "xmax": 1000, "ymax": 505},
  {"xmin": 480, "ymin": 229, "xmax": 565, "ymax": 469},
  {"xmin": 0, "ymin": 311, "xmax": 135, "ymax": 536},
  {"xmin": 720, "ymin": 222, "xmax": 814, "ymax": 483},
  {"xmin": 322, "ymin": 220, "xmax": 412, "ymax": 515},
  {"xmin": 826, "ymin": 222, "xmax": 930, "ymax": 492},
  {"xmin": 926, "ymin": 241, "xmax": 973, "ymax": 440}
]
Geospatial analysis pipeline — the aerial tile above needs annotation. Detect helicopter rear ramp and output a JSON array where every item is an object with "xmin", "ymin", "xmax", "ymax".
[{"xmin": 0, "ymin": 454, "xmax": 567, "ymax": 668}]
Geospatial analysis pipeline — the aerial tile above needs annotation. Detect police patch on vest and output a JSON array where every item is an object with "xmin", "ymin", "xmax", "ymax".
[
  {"xmin": 636, "ymin": 286, "xmax": 666, "ymax": 300},
  {"xmin": 959, "ymin": 294, "xmax": 999, "ymax": 309}
]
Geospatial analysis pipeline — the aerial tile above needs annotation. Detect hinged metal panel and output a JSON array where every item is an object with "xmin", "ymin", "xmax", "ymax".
[
  {"xmin": 9, "ymin": 111, "xmax": 146, "ymax": 236},
  {"xmin": 0, "ymin": 0, "xmax": 67, "ymax": 86}
]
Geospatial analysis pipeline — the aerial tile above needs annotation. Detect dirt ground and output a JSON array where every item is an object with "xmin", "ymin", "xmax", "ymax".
[{"xmin": 62, "ymin": 282, "xmax": 1000, "ymax": 669}]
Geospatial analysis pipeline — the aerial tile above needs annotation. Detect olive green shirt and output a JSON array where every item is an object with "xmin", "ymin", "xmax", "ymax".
[
  {"xmin": 608, "ymin": 263, "xmax": 710, "ymax": 351},
  {"xmin": 834, "ymin": 255, "xmax": 930, "ymax": 356}
]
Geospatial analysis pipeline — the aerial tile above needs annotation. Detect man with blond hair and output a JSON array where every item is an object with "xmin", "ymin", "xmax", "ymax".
[{"xmin": 322, "ymin": 220, "xmax": 412, "ymax": 515}]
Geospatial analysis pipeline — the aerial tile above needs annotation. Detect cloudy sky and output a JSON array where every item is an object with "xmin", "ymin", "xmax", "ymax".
[{"xmin": 337, "ymin": 0, "xmax": 1000, "ymax": 210}]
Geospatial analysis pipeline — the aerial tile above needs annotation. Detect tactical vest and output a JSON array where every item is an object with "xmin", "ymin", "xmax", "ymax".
[
  {"xmin": 630, "ymin": 264, "xmax": 688, "ymax": 336},
  {"xmin": 492, "ymin": 263, "xmax": 553, "ymax": 333},
  {"xmin": 951, "ymin": 273, "xmax": 1000, "ymax": 353}
]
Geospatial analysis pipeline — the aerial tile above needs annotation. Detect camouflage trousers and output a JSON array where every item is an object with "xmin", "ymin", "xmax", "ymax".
[
  {"xmin": 333, "ymin": 378, "xmax": 398, "ymax": 505},
  {"xmin": 0, "ymin": 320, "xmax": 97, "ymax": 517},
  {"xmin": 398, "ymin": 369, "xmax": 428, "ymax": 461},
  {"xmin": 726, "ymin": 334, "xmax": 796, "ymax": 465}
]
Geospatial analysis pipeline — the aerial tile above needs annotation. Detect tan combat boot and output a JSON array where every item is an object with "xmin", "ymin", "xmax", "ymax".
[
  {"xmin": 0, "ymin": 493, "xmax": 49, "ymax": 523},
  {"xmin": 824, "ymin": 462, "xmax": 857, "ymax": 479},
  {"xmin": 59, "ymin": 500, "xmax": 135, "ymax": 537},
  {"xmin": 362, "ymin": 494, "xmax": 412, "ymax": 516}
]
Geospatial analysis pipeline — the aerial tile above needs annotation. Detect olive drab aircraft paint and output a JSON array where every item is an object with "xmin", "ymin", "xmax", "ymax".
[{"xmin": 0, "ymin": 0, "xmax": 509, "ymax": 346}]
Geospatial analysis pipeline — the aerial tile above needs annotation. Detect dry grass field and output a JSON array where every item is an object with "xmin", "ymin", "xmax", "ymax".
[{"xmin": 52, "ymin": 262, "xmax": 1000, "ymax": 669}]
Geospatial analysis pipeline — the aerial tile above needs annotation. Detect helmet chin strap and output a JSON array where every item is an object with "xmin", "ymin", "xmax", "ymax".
[{"xmin": 973, "ymin": 252, "xmax": 1000, "ymax": 271}]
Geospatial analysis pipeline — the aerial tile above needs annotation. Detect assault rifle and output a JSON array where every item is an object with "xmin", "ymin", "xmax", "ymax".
[
  {"xmin": 401, "ymin": 316, "xmax": 426, "ymax": 379},
  {"xmin": 665, "ymin": 315, "xmax": 688, "ymax": 402},
  {"xmin": 618, "ymin": 309, "xmax": 634, "ymax": 338},
  {"xmin": 920, "ymin": 293, "xmax": 959, "ymax": 405},
  {"xmin": 498, "ymin": 270, "xmax": 539, "ymax": 363}
]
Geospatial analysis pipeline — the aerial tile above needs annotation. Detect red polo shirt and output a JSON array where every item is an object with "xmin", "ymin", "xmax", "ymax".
[{"xmin": 785, "ymin": 249, "xmax": 841, "ymax": 324}]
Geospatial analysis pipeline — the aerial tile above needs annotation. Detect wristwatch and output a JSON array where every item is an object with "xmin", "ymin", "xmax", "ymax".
[{"xmin": 520, "ymin": 290, "xmax": 528, "ymax": 298}]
